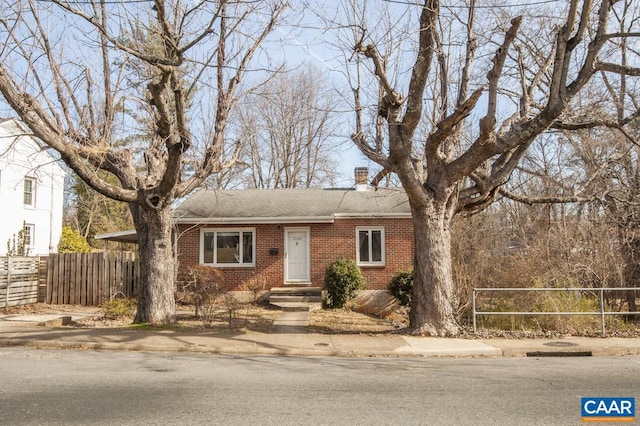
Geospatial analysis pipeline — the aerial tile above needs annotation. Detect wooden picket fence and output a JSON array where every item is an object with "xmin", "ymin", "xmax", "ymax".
[
  {"xmin": 0, "ymin": 256, "xmax": 43, "ymax": 308},
  {"xmin": 46, "ymin": 252, "xmax": 139, "ymax": 306}
]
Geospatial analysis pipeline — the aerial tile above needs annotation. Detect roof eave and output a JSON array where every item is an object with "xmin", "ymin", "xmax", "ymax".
[
  {"xmin": 333, "ymin": 213, "xmax": 412, "ymax": 219},
  {"xmin": 173, "ymin": 212, "xmax": 412, "ymax": 224},
  {"xmin": 173, "ymin": 216, "xmax": 336, "ymax": 224},
  {"xmin": 94, "ymin": 229, "xmax": 138, "ymax": 243}
]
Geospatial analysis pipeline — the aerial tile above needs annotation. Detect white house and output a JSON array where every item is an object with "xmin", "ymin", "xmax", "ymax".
[{"xmin": 0, "ymin": 118, "xmax": 65, "ymax": 256}]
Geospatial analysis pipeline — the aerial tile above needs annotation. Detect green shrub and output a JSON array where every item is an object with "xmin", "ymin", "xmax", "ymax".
[
  {"xmin": 101, "ymin": 298, "xmax": 136, "ymax": 320},
  {"xmin": 388, "ymin": 268, "xmax": 413, "ymax": 307},
  {"xmin": 324, "ymin": 258, "xmax": 365, "ymax": 309},
  {"xmin": 58, "ymin": 225, "xmax": 92, "ymax": 253}
]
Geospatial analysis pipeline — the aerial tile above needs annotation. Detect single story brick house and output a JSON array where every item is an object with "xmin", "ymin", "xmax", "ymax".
[{"xmin": 173, "ymin": 174, "xmax": 414, "ymax": 292}]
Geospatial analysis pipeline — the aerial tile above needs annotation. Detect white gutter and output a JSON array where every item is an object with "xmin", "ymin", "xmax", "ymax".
[
  {"xmin": 333, "ymin": 213, "xmax": 412, "ymax": 219},
  {"xmin": 94, "ymin": 229, "xmax": 138, "ymax": 242},
  {"xmin": 173, "ymin": 213, "xmax": 411, "ymax": 224},
  {"xmin": 173, "ymin": 215, "xmax": 336, "ymax": 224}
]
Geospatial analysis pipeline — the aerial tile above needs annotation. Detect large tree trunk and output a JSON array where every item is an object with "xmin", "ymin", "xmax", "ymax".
[
  {"xmin": 408, "ymin": 198, "xmax": 460, "ymax": 336},
  {"xmin": 620, "ymin": 235, "xmax": 639, "ymax": 315},
  {"xmin": 131, "ymin": 204, "xmax": 176, "ymax": 325}
]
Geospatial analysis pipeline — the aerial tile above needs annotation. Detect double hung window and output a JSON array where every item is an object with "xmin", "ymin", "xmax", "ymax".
[
  {"xmin": 24, "ymin": 177, "xmax": 35, "ymax": 207},
  {"xmin": 23, "ymin": 223, "xmax": 35, "ymax": 248},
  {"xmin": 357, "ymin": 227, "xmax": 385, "ymax": 266}
]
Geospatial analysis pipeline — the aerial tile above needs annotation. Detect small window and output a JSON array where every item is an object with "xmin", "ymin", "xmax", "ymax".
[
  {"xmin": 201, "ymin": 229, "xmax": 255, "ymax": 267},
  {"xmin": 23, "ymin": 223, "xmax": 35, "ymax": 248},
  {"xmin": 357, "ymin": 227, "xmax": 385, "ymax": 266},
  {"xmin": 24, "ymin": 177, "xmax": 36, "ymax": 207}
]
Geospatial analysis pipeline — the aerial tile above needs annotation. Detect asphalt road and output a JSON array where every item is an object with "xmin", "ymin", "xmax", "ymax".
[{"xmin": 0, "ymin": 348, "xmax": 638, "ymax": 425}]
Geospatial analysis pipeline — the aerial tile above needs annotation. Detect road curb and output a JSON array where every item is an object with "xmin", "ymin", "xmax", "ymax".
[
  {"xmin": 0, "ymin": 337, "xmax": 360, "ymax": 358},
  {"xmin": 491, "ymin": 346, "xmax": 640, "ymax": 357},
  {"xmin": 5, "ymin": 336, "xmax": 634, "ymax": 358},
  {"xmin": 0, "ymin": 336, "xmax": 508, "ymax": 358},
  {"xmin": 2, "ymin": 325, "xmax": 640, "ymax": 358}
]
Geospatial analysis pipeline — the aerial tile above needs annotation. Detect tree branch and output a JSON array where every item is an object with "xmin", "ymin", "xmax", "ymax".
[
  {"xmin": 595, "ymin": 61, "xmax": 640, "ymax": 77},
  {"xmin": 177, "ymin": 2, "xmax": 288, "ymax": 196},
  {"xmin": 354, "ymin": 42, "xmax": 404, "ymax": 116},
  {"xmin": 498, "ymin": 186, "xmax": 596, "ymax": 205},
  {"xmin": 478, "ymin": 16, "xmax": 522, "ymax": 145},
  {"xmin": 400, "ymin": 0, "xmax": 438, "ymax": 132},
  {"xmin": 447, "ymin": 16, "xmax": 523, "ymax": 183}
]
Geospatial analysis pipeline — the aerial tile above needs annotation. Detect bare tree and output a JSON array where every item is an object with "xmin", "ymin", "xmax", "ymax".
[
  {"xmin": 0, "ymin": 0, "xmax": 287, "ymax": 324},
  {"xmin": 234, "ymin": 65, "xmax": 340, "ymax": 189},
  {"xmin": 561, "ymin": 126, "xmax": 640, "ymax": 313},
  {"xmin": 517, "ymin": 0, "xmax": 640, "ymax": 314},
  {"xmin": 336, "ymin": 0, "xmax": 640, "ymax": 335}
]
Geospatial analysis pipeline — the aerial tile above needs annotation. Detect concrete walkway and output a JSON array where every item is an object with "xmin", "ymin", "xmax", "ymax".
[
  {"xmin": 271, "ymin": 310, "xmax": 310, "ymax": 334},
  {"xmin": 1, "ymin": 311, "xmax": 640, "ymax": 358}
]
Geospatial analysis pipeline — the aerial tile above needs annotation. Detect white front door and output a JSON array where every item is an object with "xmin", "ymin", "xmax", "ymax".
[{"xmin": 285, "ymin": 228, "xmax": 310, "ymax": 283}]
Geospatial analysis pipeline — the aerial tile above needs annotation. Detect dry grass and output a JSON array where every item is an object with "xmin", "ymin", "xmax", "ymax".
[
  {"xmin": 5, "ymin": 302, "xmax": 640, "ymax": 337},
  {"xmin": 2, "ymin": 303, "xmax": 102, "ymax": 316},
  {"xmin": 80, "ymin": 304, "xmax": 283, "ymax": 333},
  {"xmin": 308, "ymin": 309, "xmax": 407, "ymax": 334},
  {"xmin": 2, "ymin": 302, "xmax": 400, "ymax": 334}
]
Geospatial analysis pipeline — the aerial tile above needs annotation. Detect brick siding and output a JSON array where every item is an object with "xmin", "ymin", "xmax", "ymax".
[{"xmin": 176, "ymin": 218, "xmax": 414, "ymax": 291}]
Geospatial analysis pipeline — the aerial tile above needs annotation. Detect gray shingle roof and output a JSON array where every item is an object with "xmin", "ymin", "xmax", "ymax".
[{"xmin": 173, "ymin": 188, "xmax": 410, "ymax": 224}]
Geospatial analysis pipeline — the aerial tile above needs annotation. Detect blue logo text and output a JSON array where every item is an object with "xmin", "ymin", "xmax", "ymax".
[{"xmin": 581, "ymin": 397, "xmax": 635, "ymax": 423}]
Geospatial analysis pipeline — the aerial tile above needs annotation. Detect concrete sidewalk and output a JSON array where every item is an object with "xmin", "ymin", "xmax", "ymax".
[{"xmin": 1, "ymin": 311, "xmax": 640, "ymax": 358}]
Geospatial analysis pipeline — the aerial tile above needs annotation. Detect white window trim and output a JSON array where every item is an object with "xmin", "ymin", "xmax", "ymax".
[
  {"xmin": 23, "ymin": 223, "xmax": 35, "ymax": 250},
  {"xmin": 23, "ymin": 176, "xmax": 36, "ymax": 208},
  {"xmin": 200, "ymin": 228, "xmax": 256, "ymax": 267},
  {"xmin": 356, "ymin": 227, "xmax": 385, "ymax": 267}
]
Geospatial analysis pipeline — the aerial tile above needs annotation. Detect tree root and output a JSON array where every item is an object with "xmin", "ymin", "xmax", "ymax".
[{"xmin": 409, "ymin": 321, "xmax": 460, "ymax": 337}]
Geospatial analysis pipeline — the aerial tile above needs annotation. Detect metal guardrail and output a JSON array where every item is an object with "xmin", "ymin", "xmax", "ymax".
[{"xmin": 472, "ymin": 287, "xmax": 640, "ymax": 336}]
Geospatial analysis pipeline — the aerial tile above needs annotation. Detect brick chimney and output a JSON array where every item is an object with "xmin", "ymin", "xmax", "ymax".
[{"xmin": 354, "ymin": 167, "xmax": 369, "ymax": 191}]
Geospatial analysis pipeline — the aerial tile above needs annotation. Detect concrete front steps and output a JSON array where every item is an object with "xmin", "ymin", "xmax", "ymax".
[{"xmin": 269, "ymin": 287, "xmax": 323, "ymax": 312}]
